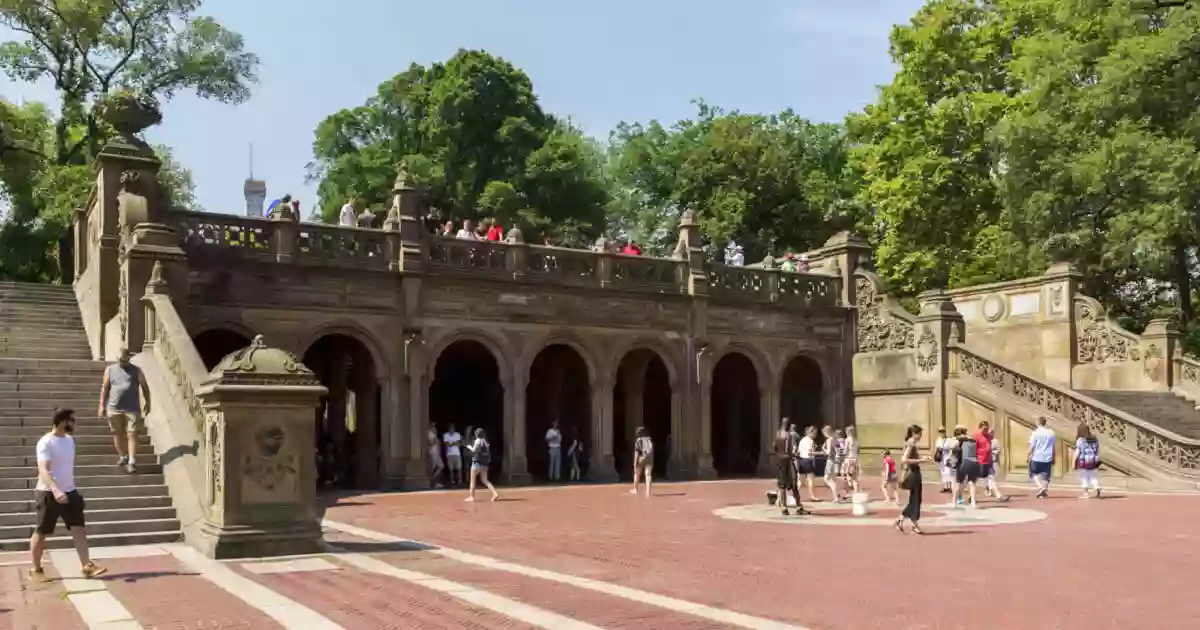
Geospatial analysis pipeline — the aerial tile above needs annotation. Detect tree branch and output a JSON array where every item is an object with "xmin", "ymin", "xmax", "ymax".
[{"xmin": 41, "ymin": 0, "xmax": 104, "ymax": 86}]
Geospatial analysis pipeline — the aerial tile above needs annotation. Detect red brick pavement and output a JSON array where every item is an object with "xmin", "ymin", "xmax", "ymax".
[
  {"xmin": 230, "ymin": 554, "xmax": 540, "ymax": 630},
  {"xmin": 325, "ymin": 481, "xmax": 1200, "ymax": 630},
  {"xmin": 326, "ymin": 527, "xmax": 733, "ymax": 629},
  {"xmin": 0, "ymin": 563, "xmax": 86, "ymax": 630},
  {"xmin": 100, "ymin": 554, "xmax": 283, "ymax": 630}
]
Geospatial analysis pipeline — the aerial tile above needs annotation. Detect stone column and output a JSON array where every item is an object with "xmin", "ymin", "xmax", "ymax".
[
  {"xmin": 1140, "ymin": 318, "xmax": 1179, "ymax": 391},
  {"xmin": 270, "ymin": 203, "xmax": 297, "ymax": 264},
  {"xmin": 503, "ymin": 373, "xmax": 531, "ymax": 485},
  {"xmin": 192, "ymin": 335, "xmax": 328, "ymax": 559},
  {"xmin": 694, "ymin": 346, "xmax": 716, "ymax": 479},
  {"xmin": 914, "ymin": 290, "xmax": 965, "ymax": 436},
  {"xmin": 390, "ymin": 331, "xmax": 429, "ymax": 489},
  {"xmin": 589, "ymin": 376, "xmax": 618, "ymax": 481},
  {"xmin": 757, "ymin": 380, "xmax": 777, "ymax": 477}
]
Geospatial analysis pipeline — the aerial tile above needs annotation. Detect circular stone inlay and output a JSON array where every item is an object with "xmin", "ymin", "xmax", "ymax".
[
  {"xmin": 982, "ymin": 294, "xmax": 1006, "ymax": 322},
  {"xmin": 715, "ymin": 501, "xmax": 1048, "ymax": 528}
]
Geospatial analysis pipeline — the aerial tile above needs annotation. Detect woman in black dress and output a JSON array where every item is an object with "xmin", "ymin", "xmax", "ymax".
[{"xmin": 896, "ymin": 424, "xmax": 929, "ymax": 534}]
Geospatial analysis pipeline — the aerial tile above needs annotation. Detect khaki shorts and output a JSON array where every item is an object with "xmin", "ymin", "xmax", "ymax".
[{"xmin": 106, "ymin": 411, "xmax": 143, "ymax": 434}]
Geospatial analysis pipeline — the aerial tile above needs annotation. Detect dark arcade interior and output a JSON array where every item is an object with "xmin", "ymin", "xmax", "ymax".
[
  {"xmin": 429, "ymin": 340, "xmax": 505, "ymax": 480},
  {"xmin": 780, "ymin": 355, "xmax": 824, "ymax": 434},
  {"xmin": 525, "ymin": 344, "xmax": 592, "ymax": 483},
  {"xmin": 710, "ymin": 353, "xmax": 761, "ymax": 478},
  {"xmin": 304, "ymin": 334, "xmax": 381, "ymax": 490},
  {"xmin": 613, "ymin": 349, "xmax": 673, "ymax": 480}
]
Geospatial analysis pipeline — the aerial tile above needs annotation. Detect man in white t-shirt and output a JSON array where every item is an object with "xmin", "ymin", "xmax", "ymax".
[
  {"xmin": 545, "ymin": 422, "xmax": 563, "ymax": 482},
  {"xmin": 1027, "ymin": 416, "xmax": 1057, "ymax": 498},
  {"xmin": 339, "ymin": 198, "xmax": 357, "ymax": 227},
  {"xmin": 29, "ymin": 408, "xmax": 106, "ymax": 582},
  {"xmin": 443, "ymin": 424, "xmax": 464, "ymax": 486}
]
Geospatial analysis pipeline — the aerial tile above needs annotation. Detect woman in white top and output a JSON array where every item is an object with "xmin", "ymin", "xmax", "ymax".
[
  {"xmin": 842, "ymin": 426, "xmax": 861, "ymax": 493},
  {"xmin": 934, "ymin": 427, "xmax": 955, "ymax": 493},
  {"xmin": 427, "ymin": 424, "xmax": 444, "ymax": 488},
  {"xmin": 795, "ymin": 426, "xmax": 819, "ymax": 501}
]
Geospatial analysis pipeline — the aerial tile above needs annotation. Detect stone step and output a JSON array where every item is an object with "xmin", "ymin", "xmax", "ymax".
[
  {"xmin": 0, "ymin": 505, "xmax": 176, "ymax": 527},
  {"xmin": 0, "ymin": 463, "xmax": 162, "ymax": 479},
  {"xmin": 0, "ymin": 474, "xmax": 164, "ymax": 491},
  {"xmin": 0, "ymin": 349, "xmax": 92, "ymax": 360},
  {"xmin": 0, "ymin": 517, "xmax": 179, "ymax": 542},
  {"xmin": 0, "ymin": 494, "xmax": 171, "ymax": 514},
  {"xmin": 0, "ymin": 453, "xmax": 159, "ymax": 468},
  {"xmin": 0, "ymin": 384, "xmax": 101, "ymax": 395},
  {"xmin": 0, "ymin": 425, "xmax": 132, "ymax": 437},
  {"xmin": 0, "ymin": 358, "xmax": 104, "ymax": 371},
  {"xmin": 0, "ymin": 398, "xmax": 102, "ymax": 410},
  {"xmin": 0, "ymin": 483, "xmax": 166, "ymax": 502},
  {"xmin": 0, "ymin": 435, "xmax": 150, "ymax": 451},
  {"xmin": 0, "ymin": 528, "xmax": 180, "ymax": 552}
]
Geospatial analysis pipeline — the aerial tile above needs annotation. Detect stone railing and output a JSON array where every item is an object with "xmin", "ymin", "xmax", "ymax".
[
  {"xmin": 950, "ymin": 344, "xmax": 1200, "ymax": 477},
  {"xmin": 707, "ymin": 264, "xmax": 840, "ymax": 307},
  {"xmin": 297, "ymin": 224, "xmax": 388, "ymax": 270},
  {"xmin": 427, "ymin": 236, "xmax": 511, "ymax": 276},
  {"xmin": 853, "ymin": 270, "xmax": 917, "ymax": 353},
  {"xmin": 143, "ymin": 291, "xmax": 209, "ymax": 433},
  {"xmin": 1174, "ymin": 355, "xmax": 1200, "ymax": 402},
  {"xmin": 180, "ymin": 211, "xmax": 275, "ymax": 260}
]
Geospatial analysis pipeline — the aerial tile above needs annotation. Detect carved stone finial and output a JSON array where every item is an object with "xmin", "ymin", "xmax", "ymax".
[
  {"xmin": 145, "ymin": 260, "xmax": 169, "ymax": 295},
  {"xmin": 505, "ymin": 227, "xmax": 525, "ymax": 244},
  {"xmin": 357, "ymin": 208, "xmax": 377, "ymax": 229},
  {"xmin": 593, "ymin": 236, "xmax": 610, "ymax": 252},
  {"xmin": 119, "ymin": 170, "xmax": 143, "ymax": 194},
  {"xmin": 208, "ymin": 334, "xmax": 322, "ymax": 387},
  {"xmin": 679, "ymin": 208, "xmax": 698, "ymax": 227},
  {"xmin": 383, "ymin": 198, "xmax": 401, "ymax": 231},
  {"xmin": 269, "ymin": 202, "xmax": 295, "ymax": 222},
  {"xmin": 96, "ymin": 92, "xmax": 162, "ymax": 157},
  {"xmin": 761, "ymin": 254, "xmax": 777, "ymax": 270},
  {"xmin": 393, "ymin": 161, "xmax": 413, "ymax": 192}
]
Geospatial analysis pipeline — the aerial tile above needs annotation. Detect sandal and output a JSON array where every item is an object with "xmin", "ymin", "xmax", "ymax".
[
  {"xmin": 911, "ymin": 524, "xmax": 925, "ymax": 535},
  {"xmin": 894, "ymin": 517, "xmax": 905, "ymax": 533}
]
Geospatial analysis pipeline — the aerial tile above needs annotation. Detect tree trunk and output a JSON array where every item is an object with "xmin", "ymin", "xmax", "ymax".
[{"xmin": 1174, "ymin": 242, "xmax": 1193, "ymax": 325}]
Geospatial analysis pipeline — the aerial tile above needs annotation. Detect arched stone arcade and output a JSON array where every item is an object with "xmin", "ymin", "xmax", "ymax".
[
  {"xmin": 613, "ymin": 348, "xmax": 676, "ymax": 479},
  {"xmin": 303, "ymin": 334, "xmax": 382, "ymax": 490},
  {"xmin": 709, "ymin": 352, "xmax": 761, "ymax": 477},
  {"xmin": 429, "ymin": 339, "xmax": 506, "ymax": 480},
  {"xmin": 779, "ymin": 354, "xmax": 826, "ymax": 435},
  {"xmin": 525, "ymin": 344, "xmax": 592, "ymax": 483}
]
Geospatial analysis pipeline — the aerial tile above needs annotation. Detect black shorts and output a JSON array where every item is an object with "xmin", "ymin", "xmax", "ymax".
[
  {"xmin": 35, "ymin": 490, "xmax": 85, "ymax": 535},
  {"xmin": 798, "ymin": 458, "xmax": 816, "ymax": 475},
  {"xmin": 956, "ymin": 462, "xmax": 981, "ymax": 483},
  {"xmin": 776, "ymin": 460, "xmax": 797, "ymax": 490}
]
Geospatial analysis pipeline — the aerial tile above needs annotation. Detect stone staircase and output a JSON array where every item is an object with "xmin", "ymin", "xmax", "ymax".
[
  {"xmin": 0, "ymin": 282, "xmax": 179, "ymax": 551},
  {"xmin": 1080, "ymin": 390, "xmax": 1200, "ymax": 441}
]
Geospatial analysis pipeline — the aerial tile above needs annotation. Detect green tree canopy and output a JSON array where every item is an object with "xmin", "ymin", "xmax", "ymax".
[
  {"xmin": 607, "ymin": 101, "xmax": 857, "ymax": 259},
  {"xmin": 310, "ymin": 49, "xmax": 608, "ymax": 244}
]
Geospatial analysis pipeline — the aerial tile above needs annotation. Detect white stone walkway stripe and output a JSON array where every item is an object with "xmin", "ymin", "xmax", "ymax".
[
  {"xmin": 49, "ymin": 549, "xmax": 143, "ymax": 630},
  {"xmin": 323, "ymin": 519, "xmax": 810, "ymax": 630},
  {"xmin": 330, "ymin": 549, "xmax": 604, "ymax": 630},
  {"xmin": 165, "ymin": 544, "xmax": 345, "ymax": 630}
]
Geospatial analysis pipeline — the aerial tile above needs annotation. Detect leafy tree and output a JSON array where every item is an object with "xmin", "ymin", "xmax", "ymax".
[
  {"xmin": 1, "ymin": 0, "xmax": 259, "ymax": 165},
  {"xmin": 607, "ymin": 101, "xmax": 856, "ymax": 259},
  {"xmin": 309, "ymin": 49, "xmax": 608, "ymax": 243}
]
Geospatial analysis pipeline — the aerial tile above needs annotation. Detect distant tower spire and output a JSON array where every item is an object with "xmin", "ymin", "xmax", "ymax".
[{"xmin": 243, "ymin": 142, "xmax": 267, "ymax": 217}]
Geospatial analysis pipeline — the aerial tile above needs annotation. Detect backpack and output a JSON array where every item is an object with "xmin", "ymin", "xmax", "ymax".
[
  {"xmin": 473, "ymin": 441, "xmax": 491, "ymax": 467},
  {"xmin": 1076, "ymin": 438, "xmax": 1099, "ymax": 470},
  {"xmin": 635, "ymin": 436, "xmax": 654, "ymax": 459}
]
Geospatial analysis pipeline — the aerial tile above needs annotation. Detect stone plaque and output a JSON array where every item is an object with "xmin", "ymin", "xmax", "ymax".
[
  {"xmin": 955, "ymin": 299, "xmax": 980, "ymax": 322},
  {"xmin": 241, "ymin": 424, "xmax": 298, "ymax": 504},
  {"xmin": 1008, "ymin": 292, "xmax": 1040, "ymax": 317}
]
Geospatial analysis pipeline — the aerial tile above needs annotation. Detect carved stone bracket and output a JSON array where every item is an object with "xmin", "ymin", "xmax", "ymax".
[
  {"xmin": 916, "ymin": 326, "xmax": 938, "ymax": 372},
  {"xmin": 1075, "ymin": 295, "xmax": 1141, "ymax": 363},
  {"xmin": 854, "ymin": 272, "xmax": 916, "ymax": 352}
]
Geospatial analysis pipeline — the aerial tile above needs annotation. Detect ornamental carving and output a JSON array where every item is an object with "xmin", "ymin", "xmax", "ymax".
[
  {"xmin": 1075, "ymin": 297, "xmax": 1140, "ymax": 363},
  {"xmin": 1143, "ymin": 344, "xmax": 1164, "ymax": 379},
  {"xmin": 953, "ymin": 347, "xmax": 1200, "ymax": 472},
  {"xmin": 916, "ymin": 326, "xmax": 938, "ymax": 372},
  {"xmin": 243, "ymin": 425, "xmax": 296, "ymax": 492},
  {"xmin": 855, "ymin": 276, "xmax": 915, "ymax": 352},
  {"xmin": 206, "ymin": 414, "xmax": 223, "ymax": 506}
]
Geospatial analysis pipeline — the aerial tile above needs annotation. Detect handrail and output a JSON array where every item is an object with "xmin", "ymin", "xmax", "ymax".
[
  {"xmin": 143, "ymin": 293, "xmax": 209, "ymax": 431},
  {"xmin": 949, "ymin": 343, "xmax": 1200, "ymax": 475}
]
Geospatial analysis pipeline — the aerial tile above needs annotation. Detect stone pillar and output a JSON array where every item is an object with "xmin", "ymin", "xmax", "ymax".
[
  {"xmin": 757, "ymin": 380, "xmax": 777, "ymax": 477},
  {"xmin": 270, "ymin": 203, "xmax": 297, "ymax": 264},
  {"xmin": 589, "ymin": 376, "xmax": 618, "ymax": 481},
  {"xmin": 389, "ymin": 331, "xmax": 430, "ymax": 489},
  {"xmin": 694, "ymin": 346, "xmax": 716, "ymax": 479},
  {"xmin": 1140, "ymin": 318, "xmax": 1179, "ymax": 390},
  {"xmin": 503, "ymin": 373, "xmax": 531, "ymax": 485},
  {"xmin": 192, "ymin": 335, "xmax": 328, "ymax": 559},
  {"xmin": 391, "ymin": 164, "xmax": 425, "ymax": 273},
  {"xmin": 914, "ymin": 290, "xmax": 965, "ymax": 436},
  {"xmin": 124, "ymin": 224, "xmax": 186, "ymax": 353}
]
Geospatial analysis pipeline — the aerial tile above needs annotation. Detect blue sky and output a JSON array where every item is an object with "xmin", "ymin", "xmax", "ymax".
[{"xmin": 1, "ymin": 0, "xmax": 926, "ymax": 215}]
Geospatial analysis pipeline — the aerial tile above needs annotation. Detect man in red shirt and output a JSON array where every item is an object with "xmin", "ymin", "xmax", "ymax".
[
  {"xmin": 485, "ymin": 221, "xmax": 503, "ymax": 242},
  {"xmin": 974, "ymin": 421, "xmax": 1008, "ymax": 502}
]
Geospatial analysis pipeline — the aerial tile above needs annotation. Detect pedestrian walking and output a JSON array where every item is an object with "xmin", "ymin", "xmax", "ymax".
[
  {"xmin": 823, "ymin": 427, "xmax": 847, "ymax": 502},
  {"xmin": 796, "ymin": 426, "xmax": 819, "ymax": 501},
  {"xmin": 1028, "ymin": 416, "xmax": 1056, "ymax": 498},
  {"xmin": 977, "ymin": 422, "xmax": 1008, "ymax": 501},
  {"xmin": 630, "ymin": 427, "xmax": 654, "ymax": 497},
  {"xmin": 28, "ymin": 409, "xmax": 106, "ymax": 582},
  {"xmin": 464, "ymin": 428, "xmax": 499, "ymax": 502},
  {"xmin": 772, "ymin": 420, "xmax": 807, "ymax": 515},
  {"xmin": 567, "ymin": 430, "xmax": 584, "ymax": 482},
  {"xmin": 954, "ymin": 426, "xmax": 980, "ymax": 509},
  {"xmin": 545, "ymin": 421, "xmax": 563, "ymax": 482},
  {"xmin": 1074, "ymin": 423, "xmax": 1102, "ymax": 499},
  {"xmin": 427, "ymin": 424, "xmax": 445, "ymax": 488},
  {"xmin": 934, "ymin": 427, "xmax": 955, "ymax": 493},
  {"xmin": 843, "ymin": 426, "xmax": 861, "ymax": 493},
  {"xmin": 880, "ymin": 449, "xmax": 899, "ymax": 505},
  {"xmin": 896, "ymin": 424, "xmax": 928, "ymax": 534},
  {"xmin": 97, "ymin": 347, "xmax": 150, "ymax": 474}
]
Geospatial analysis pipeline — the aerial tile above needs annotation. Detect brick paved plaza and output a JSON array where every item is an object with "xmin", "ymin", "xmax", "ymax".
[{"xmin": 1, "ymin": 480, "xmax": 1197, "ymax": 629}]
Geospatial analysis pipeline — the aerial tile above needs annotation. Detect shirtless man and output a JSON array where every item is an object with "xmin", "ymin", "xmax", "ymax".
[{"xmin": 773, "ymin": 418, "xmax": 808, "ymax": 516}]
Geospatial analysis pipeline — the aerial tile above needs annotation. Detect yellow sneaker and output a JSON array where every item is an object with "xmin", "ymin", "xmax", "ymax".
[
  {"xmin": 27, "ymin": 567, "xmax": 47, "ymax": 583},
  {"xmin": 80, "ymin": 562, "xmax": 107, "ymax": 579}
]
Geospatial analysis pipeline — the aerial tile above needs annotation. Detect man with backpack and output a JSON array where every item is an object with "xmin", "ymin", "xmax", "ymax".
[{"xmin": 630, "ymin": 427, "xmax": 654, "ymax": 497}]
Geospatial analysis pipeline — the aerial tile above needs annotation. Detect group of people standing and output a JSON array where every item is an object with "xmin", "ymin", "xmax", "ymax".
[{"xmin": 770, "ymin": 420, "xmax": 861, "ymax": 516}]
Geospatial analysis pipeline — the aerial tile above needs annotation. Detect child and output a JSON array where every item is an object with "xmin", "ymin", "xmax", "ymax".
[
  {"xmin": 881, "ymin": 449, "xmax": 899, "ymax": 505},
  {"xmin": 843, "ymin": 426, "xmax": 861, "ymax": 493}
]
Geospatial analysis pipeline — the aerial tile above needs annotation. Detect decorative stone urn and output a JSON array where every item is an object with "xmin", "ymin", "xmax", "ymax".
[
  {"xmin": 96, "ymin": 91, "xmax": 163, "ymax": 154},
  {"xmin": 192, "ymin": 335, "xmax": 328, "ymax": 559}
]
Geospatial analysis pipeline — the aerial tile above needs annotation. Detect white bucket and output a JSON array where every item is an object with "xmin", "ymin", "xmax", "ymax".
[{"xmin": 851, "ymin": 492, "xmax": 870, "ymax": 516}]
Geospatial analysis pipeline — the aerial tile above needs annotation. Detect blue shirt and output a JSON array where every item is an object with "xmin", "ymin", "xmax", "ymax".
[{"xmin": 1029, "ymin": 427, "xmax": 1056, "ymax": 463}]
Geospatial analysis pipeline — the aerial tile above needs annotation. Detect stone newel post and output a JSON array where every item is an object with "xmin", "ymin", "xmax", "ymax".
[
  {"xmin": 915, "ymin": 290, "xmax": 965, "ymax": 435},
  {"xmin": 193, "ymin": 335, "xmax": 328, "ymax": 559}
]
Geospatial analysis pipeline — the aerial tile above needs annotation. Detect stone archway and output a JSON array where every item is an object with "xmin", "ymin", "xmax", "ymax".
[
  {"xmin": 430, "ymin": 340, "xmax": 505, "ymax": 482},
  {"xmin": 780, "ymin": 354, "xmax": 824, "ymax": 435},
  {"xmin": 614, "ymin": 349, "xmax": 674, "ymax": 479},
  {"xmin": 525, "ymin": 344, "xmax": 591, "ymax": 483},
  {"xmin": 193, "ymin": 328, "xmax": 252, "ymax": 371},
  {"xmin": 303, "ymin": 334, "xmax": 381, "ymax": 490},
  {"xmin": 711, "ymin": 352, "xmax": 761, "ymax": 478}
]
